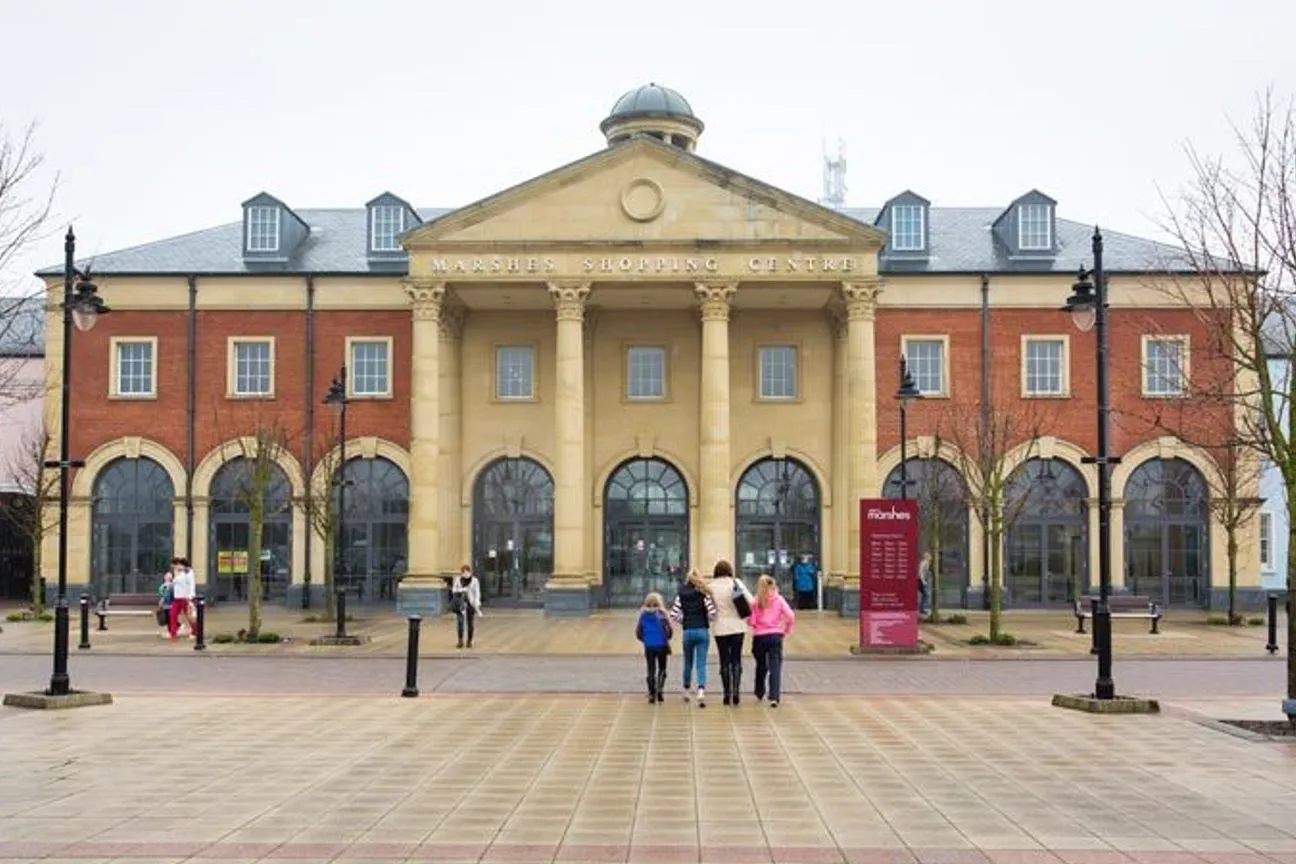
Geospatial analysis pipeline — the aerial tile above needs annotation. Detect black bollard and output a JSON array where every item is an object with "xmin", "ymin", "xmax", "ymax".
[
  {"xmin": 401, "ymin": 614, "xmax": 422, "ymax": 698},
  {"xmin": 335, "ymin": 588, "xmax": 348, "ymax": 639},
  {"xmin": 194, "ymin": 595, "xmax": 206, "ymax": 651},
  {"xmin": 1266, "ymin": 593, "xmax": 1279, "ymax": 656},
  {"xmin": 78, "ymin": 594, "xmax": 91, "ymax": 650},
  {"xmin": 1090, "ymin": 598, "xmax": 1099, "ymax": 655}
]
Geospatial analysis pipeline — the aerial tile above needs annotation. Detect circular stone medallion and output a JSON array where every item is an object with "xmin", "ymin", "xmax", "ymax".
[{"xmin": 620, "ymin": 178, "xmax": 665, "ymax": 222}]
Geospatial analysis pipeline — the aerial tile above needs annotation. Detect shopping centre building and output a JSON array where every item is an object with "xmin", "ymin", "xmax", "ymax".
[{"xmin": 36, "ymin": 84, "xmax": 1262, "ymax": 615}]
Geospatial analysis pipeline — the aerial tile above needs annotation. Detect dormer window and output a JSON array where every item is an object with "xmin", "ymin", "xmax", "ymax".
[
  {"xmin": 1018, "ymin": 203, "xmax": 1052, "ymax": 250},
  {"xmin": 891, "ymin": 205, "xmax": 925, "ymax": 252},
  {"xmin": 247, "ymin": 206, "xmax": 281, "ymax": 253},
  {"xmin": 371, "ymin": 205, "xmax": 404, "ymax": 252}
]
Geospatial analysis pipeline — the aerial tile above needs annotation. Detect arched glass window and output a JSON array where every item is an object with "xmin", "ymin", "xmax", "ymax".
[
  {"xmin": 1005, "ymin": 458, "xmax": 1089, "ymax": 606},
  {"xmin": 208, "ymin": 457, "xmax": 293, "ymax": 603},
  {"xmin": 734, "ymin": 458, "xmax": 821, "ymax": 602},
  {"xmin": 883, "ymin": 458, "xmax": 968, "ymax": 607},
  {"xmin": 1125, "ymin": 457, "xmax": 1210, "ymax": 606},
  {"xmin": 473, "ymin": 458, "xmax": 554, "ymax": 604},
  {"xmin": 736, "ymin": 458, "xmax": 818, "ymax": 520},
  {"xmin": 335, "ymin": 457, "xmax": 409, "ymax": 601},
  {"xmin": 603, "ymin": 458, "xmax": 689, "ymax": 607},
  {"xmin": 91, "ymin": 457, "xmax": 174, "ymax": 595}
]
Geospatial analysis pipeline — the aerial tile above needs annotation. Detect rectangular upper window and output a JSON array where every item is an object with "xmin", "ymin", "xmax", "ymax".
[
  {"xmin": 1142, "ymin": 336, "xmax": 1188, "ymax": 397},
  {"xmin": 891, "ymin": 204, "xmax": 925, "ymax": 251},
  {"xmin": 496, "ymin": 346, "xmax": 535, "ymax": 400},
  {"xmin": 758, "ymin": 346, "xmax": 798, "ymax": 400},
  {"xmin": 903, "ymin": 336, "xmax": 948, "ymax": 396},
  {"xmin": 348, "ymin": 338, "xmax": 393, "ymax": 398},
  {"xmin": 1260, "ymin": 511, "xmax": 1274, "ymax": 570},
  {"xmin": 1022, "ymin": 336, "xmax": 1068, "ymax": 397},
  {"xmin": 229, "ymin": 338, "xmax": 275, "ymax": 398},
  {"xmin": 1018, "ymin": 203, "xmax": 1052, "ymax": 250},
  {"xmin": 626, "ymin": 346, "xmax": 666, "ymax": 400},
  {"xmin": 111, "ymin": 337, "xmax": 157, "ymax": 399},
  {"xmin": 246, "ymin": 205, "xmax": 281, "ymax": 252},
  {"xmin": 370, "ymin": 205, "xmax": 405, "ymax": 252}
]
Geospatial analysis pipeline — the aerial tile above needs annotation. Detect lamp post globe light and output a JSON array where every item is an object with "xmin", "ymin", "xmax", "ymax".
[
  {"xmin": 1061, "ymin": 227, "xmax": 1119, "ymax": 701},
  {"xmin": 323, "ymin": 368, "xmax": 349, "ymax": 600},
  {"xmin": 48, "ymin": 228, "xmax": 110, "ymax": 697},
  {"xmin": 896, "ymin": 355, "xmax": 922, "ymax": 501}
]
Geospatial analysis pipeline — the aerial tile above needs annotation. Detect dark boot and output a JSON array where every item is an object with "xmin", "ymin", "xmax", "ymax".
[
  {"xmin": 646, "ymin": 675, "xmax": 657, "ymax": 703},
  {"xmin": 656, "ymin": 669, "xmax": 667, "ymax": 702},
  {"xmin": 731, "ymin": 663, "xmax": 742, "ymax": 705},
  {"xmin": 720, "ymin": 665, "xmax": 732, "ymax": 706}
]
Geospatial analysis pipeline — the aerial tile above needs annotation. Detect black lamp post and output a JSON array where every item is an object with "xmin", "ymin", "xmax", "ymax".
[
  {"xmin": 323, "ymin": 368, "xmax": 349, "ymax": 596},
  {"xmin": 45, "ymin": 228, "xmax": 110, "ymax": 696},
  {"xmin": 1062, "ymin": 227, "xmax": 1119, "ymax": 701},
  {"xmin": 896, "ymin": 356, "xmax": 922, "ymax": 500}
]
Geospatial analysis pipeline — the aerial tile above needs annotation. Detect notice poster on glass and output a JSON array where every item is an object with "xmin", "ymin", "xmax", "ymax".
[{"xmin": 858, "ymin": 498, "xmax": 919, "ymax": 648}]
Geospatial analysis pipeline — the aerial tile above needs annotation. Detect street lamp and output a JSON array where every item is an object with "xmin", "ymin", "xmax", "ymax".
[
  {"xmin": 896, "ymin": 355, "xmax": 922, "ymax": 500},
  {"xmin": 323, "ymin": 368, "xmax": 349, "ymax": 596},
  {"xmin": 1062, "ymin": 226, "xmax": 1119, "ymax": 701},
  {"xmin": 45, "ymin": 228, "xmax": 110, "ymax": 696}
]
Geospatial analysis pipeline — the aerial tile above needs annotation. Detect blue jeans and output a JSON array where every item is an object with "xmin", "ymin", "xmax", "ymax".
[{"xmin": 682, "ymin": 628, "xmax": 709, "ymax": 689}]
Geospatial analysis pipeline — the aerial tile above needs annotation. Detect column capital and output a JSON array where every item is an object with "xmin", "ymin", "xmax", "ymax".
[
  {"xmin": 438, "ymin": 294, "xmax": 467, "ymax": 341},
  {"xmin": 694, "ymin": 282, "xmax": 737, "ymax": 322},
  {"xmin": 840, "ymin": 279, "xmax": 883, "ymax": 321},
  {"xmin": 403, "ymin": 278, "xmax": 446, "ymax": 321},
  {"xmin": 548, "ymin": 281, "xmax": 591, "ymax": 322}
]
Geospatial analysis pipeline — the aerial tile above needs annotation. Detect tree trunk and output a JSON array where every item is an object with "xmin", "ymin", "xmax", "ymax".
[
  {"xmin": 1227, "ymin": 524, "xmax": 1239, "ymax": 624},
  {"xmin": 324, "ymin": 521, "xmax": 336, "ymax": 622},
  {"xmin": 29, "ymin": 530, "xmax": 43, "ymax": 611},
  {"xmin": 247, "ymin": 500, "xmax": 264, "ymax": 639},
  {"xmin": 1287, "ymin": 520, "xmax": 1296, "ymax": 711},
  {"xmin": 988, "ymin": 525, "xmax": 1003, "ymax": 642},
  {"xmin": 929, "ymin": 534, "xmax": 942, "ymax": 625}
]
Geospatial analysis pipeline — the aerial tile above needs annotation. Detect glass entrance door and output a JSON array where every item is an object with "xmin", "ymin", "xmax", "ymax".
[
  {"xmin": 1006, "ymin": 524, "xmax": 1043, "ymax": 606},
  {"xmin": 477, "ymin": 519, "xmax": 552, "ymax": 605},
  {"xmin": 735, "ymin": 521, "xmax": 818, "ymax": 597},
  {"xmin": 604, "ymin": 521, "xmax": 685, "ymax": 607},
  {"xmin": 1167, "ymin": 523, "xmax": 1206, "ymax": 606},
  {"xmin": 1046, "ymin": 523, "xmax": 1085, "ymax": 605},
  {"xmin": 1007, "ymin": 522, "xmax": 1086, "ymax": 607},
  {"xmin": 1125, "ymin": 522, "xmax": 1207, "ymax": 607}
]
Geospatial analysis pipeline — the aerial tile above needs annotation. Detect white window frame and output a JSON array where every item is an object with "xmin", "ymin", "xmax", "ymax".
[
  {"xmin": 347, "ymin": 337, "xmax": 394, "ymax": 399},
  {"xmin": 902, "ymin": 335, "xmax": 950, "ymax": 398},
  {"xmin": 370, "ymin": 205, "xmax": 405, "ymax": 253},
  {"xmin": 109, "ymin": 337, "xmax": 158, "ymax": 400},
  {"xmin": 1018, "ymin": 203, "xmax": 1052, "ymax": 250},
  {"xmin": 227, "ymin": 337, "xmax": 276, "ymax": 399},
  {"xmin": 1141, "ymin": 335, "xmax": 1190, "ymax": 398},
  {"xmin": 1259, "ymin": 511, "xmax": 1274, "ymax": 570},
  {"xmin": 495, "ymin": 345, "xmax": 536, "ymax": 401},
  {"xmin": 891, "ymin": 204, "xmax": 925, "ymax": 252},
  {"xmin": 757, "ymin": 345, "xmax": 799, "ymax": 401},
  {"xmin": 625, "ymin": 345, "xmax": 668, "ymax": 401},
  {"xmin": 246, "ymin": 205, "xmax": 281, "ymax": 253},
  {"xmin": 1020, "ymin": 335, "xmax": 1070, "ymax": 398}
]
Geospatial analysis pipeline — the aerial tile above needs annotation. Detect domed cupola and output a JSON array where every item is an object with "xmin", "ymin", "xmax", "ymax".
[{"xmin": 600, "ymin": 83, "xmax": 704, "ymax": 151}]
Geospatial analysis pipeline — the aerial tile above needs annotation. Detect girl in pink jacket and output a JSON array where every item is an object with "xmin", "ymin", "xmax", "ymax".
[{"xmin": 747, "ymin": 575, "xmax": 795, "ymax": 707}]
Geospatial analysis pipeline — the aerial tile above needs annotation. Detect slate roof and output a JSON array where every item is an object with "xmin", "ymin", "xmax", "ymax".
[{"xmin": 0, "ymin": 295, "xmax": 45, "ymax": 356}]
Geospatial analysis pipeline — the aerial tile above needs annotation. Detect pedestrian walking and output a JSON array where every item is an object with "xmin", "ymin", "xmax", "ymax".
[
  {"xmin": 670, "ymin": 568, "xmax": 717, "ymax": 706},
  {"xmin": 708, "ymin": 559, "xmax": 752, "ymax": 706},
  {"xmin": 451, "ymin": 564, "xmax": 483, "ymax": 649},
  {"xmin": 748, "ymin": 574, "xmax": 796, "ymax": 708},
  {"xmin": 793, "ymin": 554, "xmax": 818, "ymax": 610},
  {"xmin": 635, "ymin": 592, "xmax": 672, "ymax": 703},
  {"xmin": 156, "ymin": 570, "xmax": 174, "ymax": 639},
  {"xmin": 169, "ymin": 557, "xmax": 197, "ymax": 640}
]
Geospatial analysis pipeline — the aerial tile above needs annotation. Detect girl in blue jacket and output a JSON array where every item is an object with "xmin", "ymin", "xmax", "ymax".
[{"xmin": 635, "ymin": 592, "xmax": 673, "ymax": 703}]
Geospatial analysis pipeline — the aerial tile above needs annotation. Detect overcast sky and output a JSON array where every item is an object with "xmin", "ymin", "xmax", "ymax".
[{"xmin": 2, "ymin": 0, "xmax": 1294, "ymax": 293}]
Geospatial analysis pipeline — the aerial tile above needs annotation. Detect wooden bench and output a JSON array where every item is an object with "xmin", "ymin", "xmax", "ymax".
[
  {"xmin": 1073, "ymin": 595, "xmax": 1163, "ymax": 635},
  {"xmin": 95, "ymin": 593, "xmax": 159, "ymax": 631}
]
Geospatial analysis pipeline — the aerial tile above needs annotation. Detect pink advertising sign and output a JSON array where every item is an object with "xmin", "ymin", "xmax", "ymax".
[{"xmin": 859, "ymin": 498, "xmax": 920, "ymax": 648}]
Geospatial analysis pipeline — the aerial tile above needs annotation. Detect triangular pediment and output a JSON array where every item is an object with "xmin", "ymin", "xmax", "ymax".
[{"xmin": 404, "ymin": 138, "xmax": 884, "ymax": 250}]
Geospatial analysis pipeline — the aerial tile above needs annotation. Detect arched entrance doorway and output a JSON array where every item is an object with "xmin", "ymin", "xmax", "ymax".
[
  {"xmin": 734, "ymin": 458, "xmax": 820, "ymax": 600},
  {"xmin": 1124, "ymin": 457, "xmax": 1210, "ymax": 606},
  {"xmin": 603, "ymin": 457, "xmax": 688, "ymax": 607},
  {"xmin": 883, "ymin": 458, "xmax": 969, "ymax": 608},
  {"xmin": 337, "ymin": 457, "xmax": 409, "ymax": 602},
  {"xmin": 1005, "ymin": 458, "xmax": 1088, "ymax": 607},
  {"xmin": 91, "ymin": 457, "xmax": 175, "ymax": 595},
  {"xmin": 208, "ymin": 457, "xmax": 293, "ymax": 603},
  {"xmin": 472, "ymin": 457, "xmax": 554, "ymax": 606}
]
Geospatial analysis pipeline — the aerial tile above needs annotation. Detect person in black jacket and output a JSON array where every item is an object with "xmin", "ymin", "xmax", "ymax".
[{"xmin": 670, "ymin": 569, "xmax": 717, "ymax": 706}]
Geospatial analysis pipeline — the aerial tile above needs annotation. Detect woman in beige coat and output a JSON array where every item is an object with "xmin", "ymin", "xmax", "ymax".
[{"xmin": 708, "ymin": 559, "xmax": 752, "ymax": 706}]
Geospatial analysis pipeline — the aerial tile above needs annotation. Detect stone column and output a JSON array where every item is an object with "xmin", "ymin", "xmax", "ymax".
[
  {"xmin": 438, "ymin": 296, "xmax": 466, "ymax": 580},
  {"xmin": 840, "ymin": 280, "xmax": 881, "ymax": 616},
  {"xmin": 545, "ymin": 281, "xmax": 592, "ymax": 615},
  {"xmin": 397, "ymin": 278, "xmax": 445, "ymax": 614},
  {"xmin": 695, "ymin": 282, "xmax": 737, "ymax": 568},
  {"xmin": 829, "ymin": 307, "xmax": 850, "ymax": 600}
]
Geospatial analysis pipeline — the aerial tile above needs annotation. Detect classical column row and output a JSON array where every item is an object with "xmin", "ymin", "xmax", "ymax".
[
  {"xmin": 695, "ymin": 282, "xmax": 737, "ymax": 567},
  {"xmin": 402, "ymin": 279, "xmax": 445, "ymax": 587},
  {"xmin": 841, "ymin": 280, "xmax": 881, "ymax": 589},
  {"xmin": 548, "ymin": 281, "xmax": 591, "ymax": 586}
]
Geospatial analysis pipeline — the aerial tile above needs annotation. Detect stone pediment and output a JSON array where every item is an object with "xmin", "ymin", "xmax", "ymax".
[{"xmin": 404, "ymin": 138, "xmax": 884, "ymax": 252}]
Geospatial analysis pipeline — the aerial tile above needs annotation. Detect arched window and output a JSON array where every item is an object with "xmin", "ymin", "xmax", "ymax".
[
  {"xmin": 473, "ymin": 458, "xmax": 554, "ymax": 604},
  {"xmin": 91, "ymin": 457, "xmax": 175, "ymax": 595},
  {"xmin": 1005, "ymin": 458, "xmax": 1088, "ymax": 606},
  {"xmin": 335, "ymin": 457, "xmax": 409, "ymax": 601},
  {"xmin": 1124, "ymin": 457, "xmax": 1210, "ymax": 606},
  {"xmin": 603, "ymin": 458, "xmax": 688, "ymax": 607},
  {"xmin": 883, "ymin": 458, "xmax": 968, "ymax": 608},
  {"xmin": 208, "ymin": 457, "xmax": 293, "ymax": 603},
  {"xmin": 734, "ymin": 458, "xmax": 820, "ymax": 603}
]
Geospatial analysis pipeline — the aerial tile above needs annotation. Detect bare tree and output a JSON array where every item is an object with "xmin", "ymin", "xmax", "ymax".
[
  {"xmin": 0, "ymin": 423, "xmax": 58, "ymax": 608},
  {"xmin": 296, "ymin": 427, "xmax": 343, "ymax": 622},
  {"xmin": 1155, "ymin": 90, "xmax": 1296, "ymax": 719},
  {"xmin": 907, "ymin": 430, "xmax": 964, "ymax": 624}
]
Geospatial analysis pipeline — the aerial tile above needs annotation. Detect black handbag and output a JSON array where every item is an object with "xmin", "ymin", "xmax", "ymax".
[
  {"xmin": 733, "ymin": 582, "xmax": 753, "ymax": 619},
  {"xmin": 155, "ymin": 608, "xmax": 169, "ymax": 627}
]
